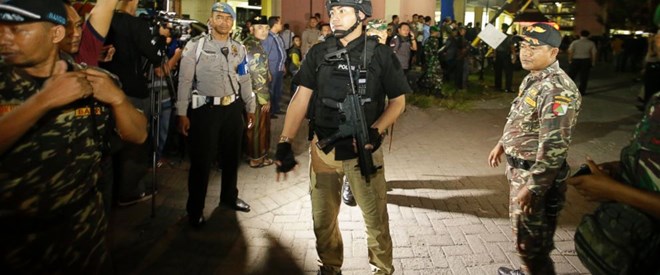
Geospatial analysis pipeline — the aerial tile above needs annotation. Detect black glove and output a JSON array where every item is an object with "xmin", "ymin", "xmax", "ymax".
[
  {"xmin": 275, "ymin": 142, "xmax": 297, "ymax": 173},
  {"xmin": 368, "ymin": 127, "xmax": 384, "ymax": 152}
]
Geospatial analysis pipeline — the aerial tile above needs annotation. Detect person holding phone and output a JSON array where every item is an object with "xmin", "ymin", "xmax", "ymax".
[
  {"xmin": 389, "ymin": 22, "xmax": 417, "ymax": 73},
  {"xmin": 568, "ymin": 92, "xmax": 660, "ymax": 274}
]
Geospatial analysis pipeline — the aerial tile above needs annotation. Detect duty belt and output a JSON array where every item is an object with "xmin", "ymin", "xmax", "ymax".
[
  {"xmin": 506, "ymin": 154, "xmax": 534, "ymax": 170},
  {"xmin": 206, "ymin": 94, "xmax": 237, "ymax": 106}
]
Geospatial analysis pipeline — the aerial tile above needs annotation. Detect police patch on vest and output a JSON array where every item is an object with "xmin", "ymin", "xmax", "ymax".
[
  {"xmin": 75, "ymin": 107, "xmax": 102, "ymax": 116},
  {"xmin": 335, "ymin": 63, "xmax": 357, "ymax": 72},
  {"xmin": 552, "ymin": 102, "xmax": 568, "ymax": 116}
]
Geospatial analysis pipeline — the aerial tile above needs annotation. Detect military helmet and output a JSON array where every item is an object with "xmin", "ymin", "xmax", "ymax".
[{"xmin": 326, "ymin": 0, "xmax": 372, "ymax": 17}]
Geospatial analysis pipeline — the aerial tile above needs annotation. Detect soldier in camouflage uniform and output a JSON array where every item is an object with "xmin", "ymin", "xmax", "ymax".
[
  {"xmin": 243, "ymin": 15, "xmax": 273, "ymax": 168},
  {"xmin": 569, "ymin": 93, "xmax": 660, "ymax": 274},
  {"xmin": 0, "ymin": 0, "xmax": 147, "ymax": 273},
  {"xmin": 419, "ymin": 25, "xmax": 443, "ymax": 96},
  {"xmin": 488, "ymin": 23, "xmax": 582, "ymax": 275}
]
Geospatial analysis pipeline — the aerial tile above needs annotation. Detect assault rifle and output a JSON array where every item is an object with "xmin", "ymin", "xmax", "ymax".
[{"xmin": 316, "ymin": 48, "xmax": 379, "ymax": 182}]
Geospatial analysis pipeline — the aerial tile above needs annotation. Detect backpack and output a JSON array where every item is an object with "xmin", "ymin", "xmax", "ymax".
[{"xmin": 575, "ymin": 202, "xmax": 660, "ymax": 274}]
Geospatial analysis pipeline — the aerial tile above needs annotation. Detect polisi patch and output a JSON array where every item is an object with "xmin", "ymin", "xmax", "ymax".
[{"xmin": 335, "ymin": 64, "xmax": 356, "ymax": 71}]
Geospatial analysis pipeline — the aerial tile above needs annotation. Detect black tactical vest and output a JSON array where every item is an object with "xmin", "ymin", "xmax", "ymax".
[{"xmin": 312, "ymin": 35, "xmax": 381, "ymax": 138}]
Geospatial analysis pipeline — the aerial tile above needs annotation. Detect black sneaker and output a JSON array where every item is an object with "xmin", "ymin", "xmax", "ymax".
[
  {"xmin": 117, "ymin": 191, "xmax": 153, "ymax": 206},
  {"xmin": 497, "ymin": 267, "xmax": 525, "ymax": 275},
  {"xmin": 341, "ymin": 177, "xmax": 356, "ymax": 207}
]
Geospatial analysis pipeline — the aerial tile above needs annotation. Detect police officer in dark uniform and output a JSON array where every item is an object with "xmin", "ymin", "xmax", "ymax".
[
  {"xmin": 0, "ymin": 0, "xmax": 147, "ymax": 272},
  {"xmin": 176, "ymin": 3, "xmax": 256, "ymax": 227},
  {"xmin": 274, "ymin": 0, "xmax": 408, "ymax": 274},
  {"xmin": 494, "ymin": 23, "xmax": 514, "ymax": 93}
]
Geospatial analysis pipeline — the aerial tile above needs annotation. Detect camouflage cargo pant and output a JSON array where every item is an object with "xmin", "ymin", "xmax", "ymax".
[
  {"xmin": 0, "ymin": 191, "xmax": 109, "ymax": 274},
  {"xmin": 506, "ymin": 165, "xmax": 568, "ymax": 275}
]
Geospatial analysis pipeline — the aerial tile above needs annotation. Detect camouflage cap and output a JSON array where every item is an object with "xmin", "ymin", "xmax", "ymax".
[
  {"xmin": 367, "ymin": 19, "xmax": 387, "ymax": 31},
  {"xmin": 518, "ymin": 23, "xmax": 561, "ymax": 48}
]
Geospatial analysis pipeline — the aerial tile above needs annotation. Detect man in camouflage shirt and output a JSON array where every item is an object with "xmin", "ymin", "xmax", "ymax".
[
  {"xmin": 244, "ymin": 15, "xmax": 273, "ymax": 168},
  {"xmin": 0, "ymin": 0, "xmax": 147, "ymax": 272},
  {"xmin": 569, "ymin": 96, "xmax": 660, "ymax": 273},
  {"xmin": 419, "ymin": 25, "xmax": 443, "ymax": 96},
  {"xmin": 488, "ymin": 23, "xmax": 581, "ymax": 275}
]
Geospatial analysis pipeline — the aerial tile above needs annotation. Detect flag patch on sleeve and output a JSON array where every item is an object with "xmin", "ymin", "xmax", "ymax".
[{"xmin": 552, "ymin": 102, "xmax": 568, "ymax": 116}]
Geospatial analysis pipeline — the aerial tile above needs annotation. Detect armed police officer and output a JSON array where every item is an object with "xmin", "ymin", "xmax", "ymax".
[
  {"xmin": 275, "ymin": 0, "xmax": 408, "ymax": 274},
  {"xmin": 488, "ymin": 23, "xmax": 582, "ymax": 275},
  {"xmin": 176, "ymin": 3, "xmax": 256, "ymax": 228}
]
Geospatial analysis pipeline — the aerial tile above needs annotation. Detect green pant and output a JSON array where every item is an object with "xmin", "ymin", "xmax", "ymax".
[
  {"xmin": 309, "ymin": 139, "xmax": 393, "ymax": 275},
  {"xmin": 506, "ymin": 165, "xmax": 567, "ymax": 275}
]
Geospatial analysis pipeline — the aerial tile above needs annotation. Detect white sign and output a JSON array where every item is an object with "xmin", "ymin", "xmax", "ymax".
[{"xmin": 478, "ymin": 23, "xmax": 508, "ymax": 49}]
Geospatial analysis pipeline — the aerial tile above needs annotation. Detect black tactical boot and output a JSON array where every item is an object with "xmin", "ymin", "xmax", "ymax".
[{"xmin": 341, "ymin": 176, "xmax": 356, "ymax": 206}]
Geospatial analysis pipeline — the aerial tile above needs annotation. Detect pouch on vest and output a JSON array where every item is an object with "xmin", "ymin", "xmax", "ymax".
[{"xmin": 574, "ymin": 202, "xmax": 660, "ymax": 275}]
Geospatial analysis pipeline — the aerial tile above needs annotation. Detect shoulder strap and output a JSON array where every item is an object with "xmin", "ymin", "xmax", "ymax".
[
  {"xmin": 195, "ymin": 35, "xmax": 207, "ymax": 64},
  {"xmin": 362, "ymin": 36, "xmax": 378, "ymax": 68},
  {"xmin": 192, "ymin": 35, "xmax": 207, "ymax": 90}
]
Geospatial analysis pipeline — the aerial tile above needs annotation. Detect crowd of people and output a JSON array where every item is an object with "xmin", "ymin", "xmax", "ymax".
[{"xmin": 0, "ymin": 0, "xmax": 658, "ymax": 274}]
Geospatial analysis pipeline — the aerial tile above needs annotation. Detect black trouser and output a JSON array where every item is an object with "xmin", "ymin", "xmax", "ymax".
[
  {"xmin": 568, "ymin": 59, "xmax": 592, "ymax": 94},
  {"xmin": 186, "ymin": 100, "xmax": 245, "ymax": 218},
  {"xmin": 494, "ymin": 52, "xmax": 513, "ymax": 91}
]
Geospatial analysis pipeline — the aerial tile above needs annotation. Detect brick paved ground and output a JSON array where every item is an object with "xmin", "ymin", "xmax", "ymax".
[{"xmin": 108, "ymin": 62, "xmax": 644, "ymax": 275}]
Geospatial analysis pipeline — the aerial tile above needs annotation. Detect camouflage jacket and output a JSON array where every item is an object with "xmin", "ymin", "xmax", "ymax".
[
  {"xmin": 423, "ymin": 36, "xmax": 441, "ymax": 68},
  {"xmin": 620, "ymin": 92, "xmax": 660, "ymax": 192},
  {"xmin": 0, "ymin": 62, "xmax": 109, "ymax": 218},
  {"xmin": 501, "ymin": 61, "xmax": 582, "ymax": 194},
  {"xmin": 243, "ymin": 35, "xmax": 270, "ymax": 105}
]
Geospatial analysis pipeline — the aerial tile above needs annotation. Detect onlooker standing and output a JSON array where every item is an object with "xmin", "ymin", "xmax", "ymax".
[
  {"xmin": 301, "ymin": 16, "xmax": 321, "ymax": 56},
  {"xmin": 494, "ymin": 23, "xmax": 514, "ymax": 93},
  {"xmin": 0, "ymin": 0, "xmax": 147, "ymax": 272},
  {"xmin": 101, "ymin": 0, "xmax": 167, "ymax": 206},
  {"xmin": 489, "ymin": 23, "xmax": 581, "ymax": 275},
  {"xmin": 419, "ymin": 26, "xmax": 443, "ymax": 96},
  {"xmin": 389, "ymin": 22, "xmax": 417, "ymax": 73},
  {"xmin": 288, "ymin": 36, "xmax": 302, "ymax": 74},
  {"xmin": 318, "ymin": 23, "xmax": 332, "ymax": 42},
  {"xmin": 568, "ymin": 30, "xmax": 597, "ymax": 95},
  {"xmin": 262, "ymin": 16, "xmax": 286, "ymax": 117},
  {"xmin": 391, "ymin": 14, "xmax": 400, "ymax": 35},
  {"xmin": 176, "ymin": 3, "xmax": 256, "ymax": 227},
  {"xmin": 244, "ymin": 15, "xmax": 274, "ymax": 168},
  {"xmin": 455, "ymin": 26, "xmax": 469, "ymax": 90},
  {"xmin": 60, "ymin": 0, "xmax": 117, "ymax": 67},
  {"xmin": 280, "ymin": 23, "xmax": 294, "ymax": 50}
]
